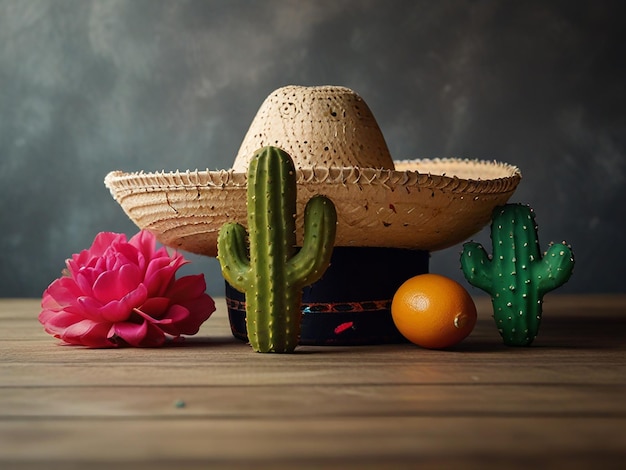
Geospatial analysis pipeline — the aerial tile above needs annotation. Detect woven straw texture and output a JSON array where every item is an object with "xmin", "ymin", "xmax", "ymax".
[
  {"xmin": 233, "ymin": 86, "xmax": 394, "ymax": 171},
  {"xmin": 105, "ymin": 86, "xmax": 521, "ymax": 257}
]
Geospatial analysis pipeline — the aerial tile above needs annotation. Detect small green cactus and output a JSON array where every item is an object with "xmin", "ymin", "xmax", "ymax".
[
  {"xmin": 217, "ymin": 146, "xmax": 337, "ymax": 353},
  {"xmin": 460, "ymin": 204, "xmax": 574, "ymax": 346}
]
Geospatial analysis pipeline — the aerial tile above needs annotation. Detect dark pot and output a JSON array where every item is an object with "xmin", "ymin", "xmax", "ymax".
[{"xmin": 225, "ymin": 247, "xmax": 429, "ymax": 345}]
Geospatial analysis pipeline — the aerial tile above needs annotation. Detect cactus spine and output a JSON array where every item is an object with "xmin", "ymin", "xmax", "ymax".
[
  {"xmin": 217, "ymin": 146, "xmax": 337, "ymax": 353},
  {"xmin": 460, "ymin": 204, "xmax": 574, "ymax": 346}
]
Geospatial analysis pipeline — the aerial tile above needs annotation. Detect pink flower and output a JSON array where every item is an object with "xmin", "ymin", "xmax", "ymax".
[{"xmin": 39, "ymin": 230, "xmax": 216, "ymax": 348}]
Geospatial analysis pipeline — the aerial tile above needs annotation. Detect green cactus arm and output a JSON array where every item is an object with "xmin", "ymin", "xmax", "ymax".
[
  {"xmin": 534, "ymin": 242, "xmax": 575, "ymax": 297},
  {"xmin": 216, "ymin": 146, "xmax": 337, "ymax": 353},
  {"xmin": 288, "ymin": 195, "xmax": 337, "ymax": 289},
  {"xmin": 460, "ymin": 242, "xmax": 494, "ymax": 293},
  {"xmin": 217, "ymin": 222, "xmax": 251, "ymax": 293},
  {"xmin": 460, "ymin": 203, "xmax": 575, "ymax": 346}
]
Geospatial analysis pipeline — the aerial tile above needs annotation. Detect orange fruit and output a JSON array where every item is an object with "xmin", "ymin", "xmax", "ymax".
[{"xmin": 391, "ymin": 273, "xmax": 477, "ymax": 349}]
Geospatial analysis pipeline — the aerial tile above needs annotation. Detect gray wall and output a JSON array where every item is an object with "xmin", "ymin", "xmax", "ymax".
[{"xmin": 1, "ymin": 0, "xmax": 625, "ymax": 298}]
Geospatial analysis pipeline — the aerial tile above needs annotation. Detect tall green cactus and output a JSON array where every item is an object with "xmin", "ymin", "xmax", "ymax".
[
  {"xmin": 460, "ymin": 204, "xmax": 574, "ymax": 346},
  {"xmin": 217, "ymin": 146, "xmax": 337, "ymax": 353}
]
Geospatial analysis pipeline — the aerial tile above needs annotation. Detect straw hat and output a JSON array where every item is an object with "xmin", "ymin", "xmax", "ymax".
[{"xmin": 105, "ymin": 85, "xmax": 521, "ymax": 257}]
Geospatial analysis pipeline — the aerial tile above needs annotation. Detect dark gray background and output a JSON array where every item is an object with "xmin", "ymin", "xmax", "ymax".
[{"xmin": 1, "ymin": 0, "xmax": 625, "ymax": 298}]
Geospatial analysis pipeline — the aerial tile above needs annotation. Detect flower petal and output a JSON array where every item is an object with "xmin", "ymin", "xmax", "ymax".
[
  {"xmin": 92, "ymin": 264, "xmax": 142, "ymax": 304},
  {"xmin": 68, "ymin": 232, "xmax": 124, "ymax": 272},
  {"xmin": 39, "ymin": 309, "xmax": 85, "ymax": 334},
  {"xmin": 90, "ymin": 232, "xmax": 126, "ymax": 256},
  {"xmin": 138, "ymin": 297, "xmax": 171, "ymax": 319},
  {"xmin": 166, "ymin": 274, "xmax": 208, "ymax": 302},
  {"xmin": 99, "ymin": 283, "xmax": 148, "ymax": 323},
  {"xmin": 111, "ymin": 320, "xmax": 165, "ymax": 347},
  {"xmin": 43, "ymin": 277, "xmax": 84, "ymax": 308},
  {"xmin": 129, "ymin": 230, "xmax": 157, "ymax": 271},
  {"xmin": 61, "ymin": 320, "xmax": 114, "ymax": 348},
  {"xmin": 143, "ymin": 257, "xmax": 178, "ymax": 297},
  {"xmin": 161, "ymin": 295, "xmax": 215, "ymax": 336},
  {"xmin": 76, "ymin": 296, "xmax": 108, "ymax": 321}
]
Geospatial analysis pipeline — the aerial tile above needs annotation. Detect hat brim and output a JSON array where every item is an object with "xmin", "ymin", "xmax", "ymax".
[{"xmin": 104, "ymin": 158, "xmax": 521, "ymax": 257}]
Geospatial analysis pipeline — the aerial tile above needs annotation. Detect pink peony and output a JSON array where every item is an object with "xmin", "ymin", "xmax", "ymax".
[{"xmin": 39, "ymin": 230, "xmax": 216, "ymax": 347}]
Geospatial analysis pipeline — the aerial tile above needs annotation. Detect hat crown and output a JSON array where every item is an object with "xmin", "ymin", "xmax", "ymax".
[{"xmin": 233, "ymin": 85, "xmax": 395, "ymax": 171}]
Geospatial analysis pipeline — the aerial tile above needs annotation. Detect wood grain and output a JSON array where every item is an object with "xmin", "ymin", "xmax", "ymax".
[{"xmin": 1, "ymin": 296, "xmax": 625, "ymax": 469}]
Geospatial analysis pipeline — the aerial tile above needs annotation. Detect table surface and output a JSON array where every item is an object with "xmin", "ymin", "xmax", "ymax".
[{"xmin": 1, "ymin": 295, "xmax": 625, "ymax": 469}]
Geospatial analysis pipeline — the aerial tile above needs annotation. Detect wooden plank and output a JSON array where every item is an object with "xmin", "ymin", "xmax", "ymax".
[
  {"xmin": 1, "ymin": 417, "xmax": 625, "ymax": 468},
  {"xmin": 5, "ymin": 296, "xmax": 624, "ymax": 344},
  {"xmin": 2, "ymin": 296, "xmax": 625, "ymax": 387},
  {"xmin": 4, "ymin": 301, "xmax": 626, "ymax": 360},
  {"xmin": 1, "ymin": 384, "xmax": 625, "ymax": 418},
  {"xmin": 1, "ymin": 296, "xmax": 625, "ymax": 469},
  {"xmin": 1, "ymin": 360, "xmax": 626, "ymax": 387},
  {"xmin": 3, "ymin": 336, "xmax": 626, "ymax": 364}
]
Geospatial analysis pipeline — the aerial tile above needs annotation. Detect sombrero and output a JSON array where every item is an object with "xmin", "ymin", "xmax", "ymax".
[{"xmin": 104, "ymin": 85, "xmax": 521, "ymax": 257}]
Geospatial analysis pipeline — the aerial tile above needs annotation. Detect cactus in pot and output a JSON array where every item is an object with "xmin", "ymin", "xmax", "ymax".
[
  {"xmin": 460, "ymin": 204, "xmax": 574, "ymax": 346},
  {"xmin": 217, "ymin": 146, "xmax": 337, "ymax": 353}
]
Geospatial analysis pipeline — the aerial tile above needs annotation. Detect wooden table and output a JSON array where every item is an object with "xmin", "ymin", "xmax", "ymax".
[{"xmin": 1, "ymin": 296, "xmax": 625, "ymax": 469}]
